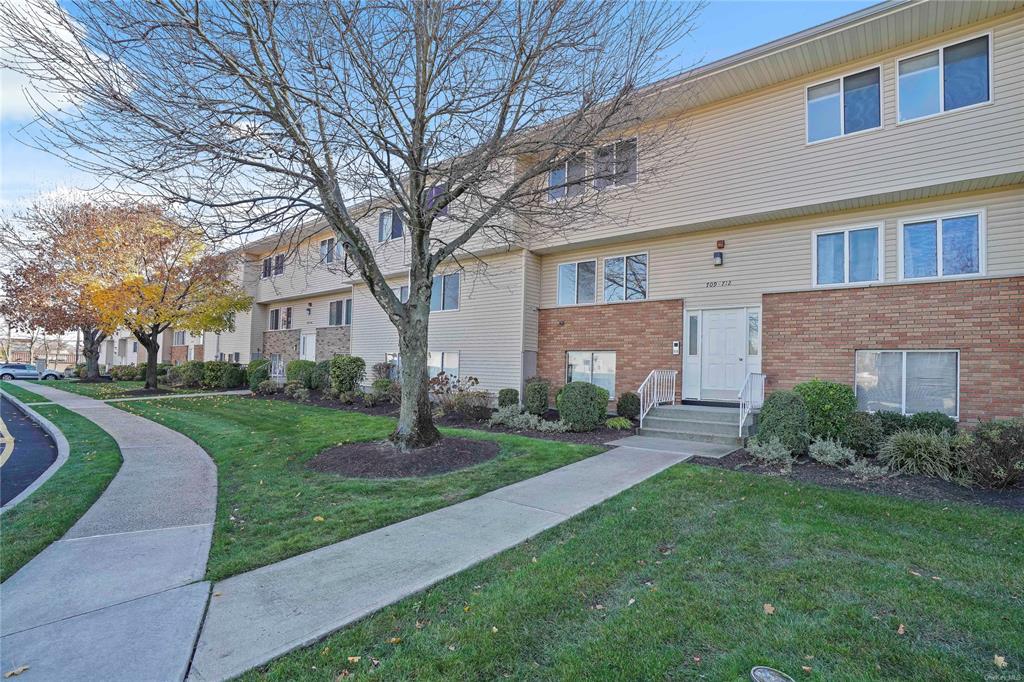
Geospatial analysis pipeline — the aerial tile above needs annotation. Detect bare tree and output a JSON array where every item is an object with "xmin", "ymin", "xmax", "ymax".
[{"xmin": 0, "ymin": 0, "xmax": 701, "ymax": 449}]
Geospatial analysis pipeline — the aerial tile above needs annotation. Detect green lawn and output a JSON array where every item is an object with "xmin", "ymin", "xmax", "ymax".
[
  {"xmin": 0, "ymin": 404, "xmax": 122, "ymax": 581},
  {"xmin": 0, "ymin": 381, "xmax": 50, "ymax": 403},
  {"xmin": 34, "ymin": 379, "xmax": 232, "ymax": 400},
  {"xmin": 240, "ymin": 464, "xmax": 1023, "ymax": 682},
  {"xmin": 116, "ymin": 396, "xmax": 604, "ymax": 581}
]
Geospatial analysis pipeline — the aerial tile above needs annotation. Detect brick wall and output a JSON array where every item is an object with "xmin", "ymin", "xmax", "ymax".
[
  {"xmin": 263, "ymin": 329, "xmax": 300, "ymax": 362},
  {"xmin": 763, "ymin": 276, "xmax": 1024, "ymax": 423},
  {"xmin": 170, "ymin": 345, "xmax": 187, "ymax": 364},
  {"xmin": 315, "ymin": 326, "xmax": 350, "ymax": 361},
  {"xmin": 537, "ymin": 299, "xmax": 683, "ymax": 403}
]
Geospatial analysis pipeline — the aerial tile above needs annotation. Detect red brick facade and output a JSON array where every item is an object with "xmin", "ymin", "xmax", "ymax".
[
  {"xmin": 763, "ymin": 276, "xmax": 1024, "ymax": 423},
  {"xmin": 169, "ymin": 344, "xmax": 204, "ymax": 364},
  {"xmin": 537, "ymin": 299, "xmax": 683, "ymax": 402}
]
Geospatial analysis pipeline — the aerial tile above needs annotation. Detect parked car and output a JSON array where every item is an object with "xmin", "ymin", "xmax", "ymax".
[{"xmin": 0, "ymin": 364, "xmax": 62, "ymax": 381}]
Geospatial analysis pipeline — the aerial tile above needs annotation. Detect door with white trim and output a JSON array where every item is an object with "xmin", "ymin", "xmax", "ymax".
[
  {"xmin": 701, "ymin": 308, "xmax": 747, "ymax": 400},
  {"xmin": 299, "ymin": 332, "xmax": 317, "ymax": 361}
]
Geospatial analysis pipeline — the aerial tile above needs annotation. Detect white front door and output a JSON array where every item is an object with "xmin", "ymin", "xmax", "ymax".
[
  {"xmin": 700, "ymin": 308, "xmax": 747, "ymax": 400},
  {"xmin": 300, "ymin": 332, "xmax": 316, "ymax": 361}
]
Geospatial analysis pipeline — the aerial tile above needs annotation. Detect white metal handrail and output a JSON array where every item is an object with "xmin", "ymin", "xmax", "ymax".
[
  {"xmin": 738, "ymin": 372, "xmax": 766, "ymax": 436},
  {"xmin": 638, "ymin": 369, "xmax": 678, "ymax": 428}
]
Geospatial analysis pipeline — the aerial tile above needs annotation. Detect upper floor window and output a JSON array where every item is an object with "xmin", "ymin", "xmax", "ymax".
[
  {"xmin": 603, "ymin": 254, "xmax": 647, "ymax": 302},
  {"xmin": 261, "ymin": 257, "xmax": 272, "ymax": 279},
  {"xmin": 427, "ymin": 351, "xmax": 459, "ymax": 379},
  {"xmin": 594, "ymin": 139, "xmax": 637, "ymax": 190},
  {"xmin": 557, "ymin": 260, "xmax": 596, "ymax": 306},
  {"xmin": 273, "ymin": 254, "xmax": 285, "ymax": 276},
  {"xmin": 320, "ymin": 237, "xmax": 343, "ymax": 264},
  {"xmin": 329, "ymin": 298, "xmax": 352, "ymax": 326},
  {"xmin": 548, "ymin": 153, "xmax": 585, "ymax": 201},
  {"xmin": 813, "ymin": 226, "xmax": 881, "ymax": 286},
  {"xmin": 806, "ymin": 67, "xmax": 880, "ymax": 143},
  {"xmin": 173, "ymin": 331, "xmax": 186, "ymax": 345},
  {"xmin": 392, "ymin": 284, "xmax": 410, "ymax": 303},
  {"xmin": 378, "ymin": 210, "xmax": 404, "ymax": 242},
  {"xmin": 430, "ymin": 272, "xmax": 460, "ymax": 312},
  {"xmin": 426, "ymin": 185, "xmax": 448, "ymax": 218},
  {"xmin": 899, "ymin": 211, "xmax": 983, "ymax": 281},
  {"xmin": 268, "ymin": 306, "xmax": 292, "ymax": 331},
  {"xmin": 898, "ymin": 35, "xmax": 989, "ymax": 122}
]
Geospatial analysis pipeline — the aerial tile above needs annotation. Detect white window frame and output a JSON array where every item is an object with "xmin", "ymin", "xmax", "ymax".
[
  {"xmin": 378, "ymin": 209, "xmax": 404, "ymax": 243},
  {"xmin": 430, "ymin": 272, "xmax": 460, "ymax": 313},
  {"xmin": 565, "ymin": 350, "xmax": 617, "ymax": 399},
  {"xmin": 805, "ymin": 64, "xmax": 884, "ymax": 144},
  {"xmin": 895, "ymin": 31, "xmax": 993, "ymax": 125},
  {"xmin": 854, "ymin": 349, "xmax": 960, "ymax": 420},
  {"xmin": 272, "ymin": 253, "xmax": 285, "ymax": 277},
  {"xmin": 268, "ymin": 308, "xmax": 280, "ymax": 331},
  {"xmin": 547, "ymin": 153, "xmax": 586, "ymax": 202},
  {"xmin": 556, "ymin": 259, "xmax": 597, "ymax": 307},
  {"xmin": 173, "ymin": 331, "xmax": 186, "ymax": 345},
  {"xmin": 320, "ymin": 237, "xmax": 342, "ymax": 264},
  {"xmin": 260, "ymin": 256, "xmax": 272, "ymax": 279},
  {"xmin": 602, "ymin": 252, "xmax": 649, "ymax": 303},
  {"xmin": 896, "ymin": 208, "xmax": 986, "ymax": 282},
  {"xmin": 810, "ymin": 224, "xmax": 884, "ymax": 288},
  {"xmin": 329, "ymin": 298, "xmax": 352, "ymax": 326},
  {"xmin": 428, "ymin": 350, "xmax": 460, "ymax": 379},
  {"xmin": 593, "ymin": 138, "xmax": 638, "ymax": 191}
]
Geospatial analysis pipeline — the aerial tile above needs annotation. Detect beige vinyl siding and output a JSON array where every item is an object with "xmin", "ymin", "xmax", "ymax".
[
  {"xmin": 522, "ymin": 251, "xmax": 541, "ymax": 353},
  {"xmin": 529, "ymin": 11, "xmax": 1024, "ymax": 249},
  {"xmin": 538, "ymin": 187, "xmax": 1024, "ymax": 310},
  {"xmin": 350, "ymin": 251, "xmax": 527, "ymax": 393},
  {"xmin": 205, "ymin": 308, "xmax": 254, "ymax": 363}
]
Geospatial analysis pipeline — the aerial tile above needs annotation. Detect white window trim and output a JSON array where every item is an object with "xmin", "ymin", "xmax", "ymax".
[
  {"xmin": 804, "ymin": 64, "xmax": 884, "ymax": 145},
  {"xmin": 330, "ymin": 298, "xmax": 352, "ymax": 326},
  {"xmin": 431, "ymin": 272, "xmax": 461, "ymax": 313},
  {"xmin": 547, "ymin": 154, "xmax": 586, "ymax": 203},
  {"xmin": 602, "ymin": 252, "xmax": 649, "ymax": 303},
  {"xmin": 378, "ymin": 209, "xmax": 403, "ymax": 243},
  {"xmin": 172, "ymin": 331, "xmax": 186, "ymax": 346},
  {"xmin": 556, "ymin": 259, "xmax": 598, "ymax": 307},
  {"xmin": 260, "ymin": 256, "xmax": 273, "ymax": 280},
  {"xmin": 564, "ymin": 350, "xmax": 617, "ymax": 399},
  {"xmin": 894, "ymin": 30, "xmax": 994, "ymax": 125},
  {"xmin": 592, "ymin": 137, "xmax": 639, "ymax": 192},
  {"xmin": 854, "ymin": 349, "xmax": 960, "ymax": 421},
  {"xmin": 810, "ymin": 224, "xmax": 885, "ymax": 288},
  {"xmin": 268, "ymin": 308, "xmax": 280, "ymax": 331},
  {"xmin": 896, "ymin": 208, "xmax": 986, "ymax": 282},
  {"xmin": 320, "ymin": 237, "xmax": 341, "ymax": 265}
]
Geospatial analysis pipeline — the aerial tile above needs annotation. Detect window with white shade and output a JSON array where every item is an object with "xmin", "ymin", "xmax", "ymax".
[
  {"xmin": 806, "ymin": 67, "xmax": 881, "ymax": 143},
  {"xmin": 813, "ymin": 226, "xmax": 881, "ymax": 286},
  {"xmin": 898, "ymin": 35, "xmax": 990, "ymax": 122},
  {"xmin": 855, "ymin": 350, "xmax": 959, "ymax": 418},
  {"xmin": 173, "ymin": 331, "xmax": 186, "ymax": 345},
  {"xmin": 427, "ymin": 351, "xmax": 459, "ymax": 379},
  {"xmin": 566, "ymin": 351, "xmax": 616, "ymax": 398},
  {"xmin": 548, "ymin": 153, "xmax": 585, "ymax": 201},
  {"xmin": 603, "ymin": 254, "xmax": 647, "ymax": 302},
  {"xmin": 557, "ymin": 260, "xmax": 596, "ymax": 306},
  {"xmin": 900, "ymin": 212, "xmax": 983, "ymax": 280}
]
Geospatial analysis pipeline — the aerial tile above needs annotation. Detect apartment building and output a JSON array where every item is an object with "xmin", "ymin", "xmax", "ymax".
[{"xmin": 204, "ymin": 0, "xmax": 1022, "ymax": 424}]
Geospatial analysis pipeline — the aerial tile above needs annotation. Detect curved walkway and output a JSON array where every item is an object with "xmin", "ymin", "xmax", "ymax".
[
  {"xmin": 0, "ymin": 396, "xmax": 59, "ymax": 506},
  {"xmin": 0, "ymin": 383, "xmax": 217, "ymax": 682}
]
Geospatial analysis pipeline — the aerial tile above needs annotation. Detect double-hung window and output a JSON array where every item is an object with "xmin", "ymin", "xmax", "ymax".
[
  {"xmin": 427, "ymin": 351, "xmax": 459, "ymax": 379},
  {"xmin": 566, "ymin": 351, "xmax": 616, "ymax": 398},
  {"xmin": 594, "ymin": 138, "xmax": 637, "ymax": 190},
  {"xmin": 603, "ymin": 254, "xmax": 648, "ymax": 302},
  {"xmin": 173, "ymin": 331, "xmax": 186, "ymax": 345},
  {"xmin": 900, "ymin": 212, "xmax": 983, "ymax": 280},
  {"xmin": 378, "ymin": 210, "xmax": 404, "ymax": 242},
  {"xmin": 557, "ymin": 260, "xmax": 596, "ymax": 306},
  {"xmin": 856, "ymin": 350, "xmax": 959, "ymax": 418},
  {"xmin": 426, "ymin": 185, "xmax": 448, "ymax": 218},
  {"xmin": 273, "ymin": 254, "xmax": 285, "ymax": 276},
  {"xmin": 329, "ymin": 299, "xmax": 352, "ymax": 326},
  {"xmin": 813, "ymin": 225, "xmax": 881, "ymax": 286},
  {"xmin": 548, "ymin": 153, "xmax": 585, "ymax": 201},
  {"xmin": 430, "ymin": 273, "xmax": 460, "ymax": 311},
  {"xmin": 269, "ymin": 307, "xmax": 291, "ymax": 331},
  {"xmin": 806, "ymin": 67, "xmax": 881, "ymax": 143},
  {"xmin": 261, "ymin": 257, "xmax": 272, "ymax": 279},
  {"xmin": 392, "ymin": 284, "xmax": 410, "ymax": 304},
  {"xmin": 320, "ymin": 238, "xmax": 342, "ymax": 264},
  {"xmin": 898, "ymin": 35, "xmax": 990, "ymax": 122},
  {"xmin": 268, "ymin": 309, "xmax": 280, "ymax": 331}
]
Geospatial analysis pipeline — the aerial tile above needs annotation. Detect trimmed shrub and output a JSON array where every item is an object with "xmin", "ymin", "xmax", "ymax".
[
  {"xmin": 371, "ymin": 378, "xmax": 393, "ymax": 401},
  {"xmin": 330, "ymin": 355, "xmax": 366, "ymax": 394},
  {"xmin": 845, "ymin": 458, "xmax": 889, "ymax": 480},
  {"xmin": 255, "ymin": 379, "xmax": 280, "ymax": 395},
  {"xmin": 523, "ymin": 378, "xmax": 549, "ymax": 416},
  {"xmin": 908, "ymin": 411, "xmax": 957, "ymax": 435},
  {"xmin": 873, "ymin": 411, "xmax": 911, "ymax": 439},
  {"xmin": 841, "ymin": 411, "xmax": 884, "ymax": 458},
  {"xmin": 177, "ymin": 360, "xmax": 205, "ymax": 388},
  {"xmin": 283, "ymin": 382, "xmax": 311, "ymax": 401},
  {"xmin": 793, "ymin": 379, "xmax": 856, "ymax": 441},
  {"xmin": 307, "ymin": 360, "xmax": 331, "ymax": 391},
  {"xmin": 286, "ymin": 359, "xmax": 316, "ymax": 386},
  {"xmin": 616, "ymin": 392, "xmax": 640, "ymax": 421},
  {"xmin": 453, "ymin": 390, "xmax": 491, "ymax": 421},
  {"xmin": 756, "ymin": 390, "xmax": 810, "ymax": 454},
  {"xmin": 878, "ymin": 429, "xmax": 963, "ymax": 481},
  {"xmin": 497, "ymin": 388, "xmax": 519, "ymax": 408},
  {"xmin": 202, "ymin": 361, "xmax": 234, "ymax": 389},
  {"xmin": 488, "ymin": 405, "xmax": 568, "ymax": 433},
  {"xmin": 748, "ymin": 436, "xmax": 794, "ymax": 473},
  {"xmin": 556, "ymin": 381, "xmax": 608, "ymax": 432},
  {"xmin": 606, "ymin": 416, "xmax": 633, "ymax": 430},
  {"xmin": 965, "ymin": 418, "xmax": 1024, "ymax": 489},
  {"xmin": 247, "ymin": 358, "xmax": 270, "ymax": 390},
  {"xmin": 110, "ymin": 364, "xmax": 139, "ymax": 381},
  {"xmin": 808, "ymin": 438, "xmax": 855, "ymax": 467}
]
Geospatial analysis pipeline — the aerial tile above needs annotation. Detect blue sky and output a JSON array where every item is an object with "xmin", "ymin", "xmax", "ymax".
[{"xmin": 0, "ymin": 0, "xmax": 874, "ymax": 211}]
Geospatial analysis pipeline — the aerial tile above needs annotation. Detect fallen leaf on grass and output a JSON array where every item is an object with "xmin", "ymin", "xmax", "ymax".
[
  {"xmin": 801, "ymin": 666, "xmax": 812, "ymax": 673},
  {"xmin": 897, "ymin": 624, "xmax": 906, "ymax": 635},
  {"xmin": 388, "ymin": 637, "xmax": 401, "ymax": 644},
  {"xmin": 334, "ymin": 671, "xmax": 350, "ymax": 680},
  {"xmin": 763, "ymin": 603, "xmax": 776, "ymax": 615},
  {"xmin": 347, "ymin": 656, "xmax": 361, "ymax": 664},
  {"xmin": 313, "ymin": 515, "xmax": 325, "ymax": 522},
  {"xmin": 4, "ymin": 666, "xmax": 29, "ymax": 678},
  {"xmin": 994, "ymin": 655, "xmax": 1007, "ymax": 669},
  {"xmin": 628, "ymin": 598, "xmax": 636, "ymax": 606},
  {"xmin": 491, "ymin": 626, "xmax": 498, "ymax": 633},
  {"xmin": 909, "ymin": 570, "xmax": 922, "ymax": 577}
]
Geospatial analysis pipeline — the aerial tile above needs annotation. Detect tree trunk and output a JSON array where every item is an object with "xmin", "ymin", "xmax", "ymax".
[
  {"xmin": 390, "ymin": 305, "xmax": 441, "ymax": 450},
  {"xmin": 134, "ymin": 326, "xmax": 162, "ymax": 390},
  {"xmin": 80, "ymin": 327, "xmax": 104, "ymax": 380}
]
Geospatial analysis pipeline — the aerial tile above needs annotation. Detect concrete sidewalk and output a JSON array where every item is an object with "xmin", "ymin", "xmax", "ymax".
[
  {"xmin": 188, "ymin": 444, "xmax": 697, "ymax": 681},
  {"xmin": 0, "ymin": 382, "xmax": 217, "ymax": 682}
]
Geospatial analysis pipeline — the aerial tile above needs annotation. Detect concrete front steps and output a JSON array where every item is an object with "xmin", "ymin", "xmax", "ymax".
[{"xmin": 638, "ymin": 403, "xmax": 751, "ymax": 447}]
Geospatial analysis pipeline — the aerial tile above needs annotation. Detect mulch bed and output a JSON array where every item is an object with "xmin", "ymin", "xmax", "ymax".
[
  {"xmin": 307, "ymin": 437, "xmax": 501, "ymax": 478},
  {"xmin": 693, "ymin": 449, "xmax": 1024, "ymax": 512}
]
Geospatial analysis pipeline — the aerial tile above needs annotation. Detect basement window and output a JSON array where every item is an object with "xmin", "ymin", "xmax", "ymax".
[
  {"xmin": 566, "ymin": 351, "xmax": 616, "ymax": 399},
  {"xmin": 855, "ymin": 350, "xmax": 959, "ymax": 419}
]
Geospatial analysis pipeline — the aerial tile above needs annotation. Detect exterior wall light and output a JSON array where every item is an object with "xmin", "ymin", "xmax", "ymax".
[{"xmin": 713, "ymin": 251, "xmax": 724, "ymax": 266}]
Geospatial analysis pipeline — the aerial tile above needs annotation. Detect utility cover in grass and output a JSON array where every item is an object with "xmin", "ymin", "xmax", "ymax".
[{"xmin": 307, "ymin": 437, "xmax": 500, "ymax": 478}]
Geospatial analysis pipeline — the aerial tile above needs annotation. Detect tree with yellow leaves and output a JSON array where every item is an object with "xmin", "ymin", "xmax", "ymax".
[{"xmin": 83, "ymin": 205, "xmax": 252, "ymax": 389}]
